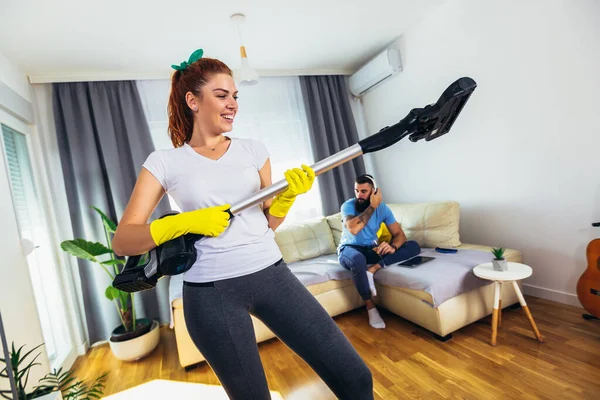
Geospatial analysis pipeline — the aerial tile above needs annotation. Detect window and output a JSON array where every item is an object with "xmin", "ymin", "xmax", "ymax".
[
  {"xmin": 137, "ymin": 77, "xmax": 323, "ymax": 225},
  {"xmin": 1, "ymin": 123, "xmax": 72, "ymax": 368}
]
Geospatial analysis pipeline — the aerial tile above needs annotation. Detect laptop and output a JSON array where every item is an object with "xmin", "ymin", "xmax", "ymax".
[{"xmin": 395, "ymin": 255, "xmax": 435, "ymax": 268}]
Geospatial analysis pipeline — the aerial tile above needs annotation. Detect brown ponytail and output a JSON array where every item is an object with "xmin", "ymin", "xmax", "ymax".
[{"xmin": 167, "ymin": 58, "xmax": 233, "ymax": 147}]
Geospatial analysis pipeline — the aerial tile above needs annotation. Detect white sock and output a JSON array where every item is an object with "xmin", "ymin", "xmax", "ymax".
[
  {"xmin": 366, "ymin": 270, "xmax": 377, "ymax": 297},
  {"xmin": 368, "ymin": 308, "xmax": 386, "ymax": 329}
]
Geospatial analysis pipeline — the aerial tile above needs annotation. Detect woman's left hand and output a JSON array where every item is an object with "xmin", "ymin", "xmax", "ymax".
[
  {"xmin": 268, "ymin": 164, "xmax": 316, "ymax": 218},
  {"xmin": 281, "ymin": 164, "xmax": 315, "ymax": 199}
]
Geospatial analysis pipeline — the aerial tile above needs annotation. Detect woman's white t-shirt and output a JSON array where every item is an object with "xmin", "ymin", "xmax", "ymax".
[{"xmin": 142, "ymin": 137, "xmax": 283, "ymax": 283}]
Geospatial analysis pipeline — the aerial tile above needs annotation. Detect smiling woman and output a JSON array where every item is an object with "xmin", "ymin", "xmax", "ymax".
[
  {"xmin": 166, "ymin": 55, "xmax": 235, "ymax": 149},
  {"xmin": 119, "ymin": 49, "xmax": 374, "ymax": 400}
]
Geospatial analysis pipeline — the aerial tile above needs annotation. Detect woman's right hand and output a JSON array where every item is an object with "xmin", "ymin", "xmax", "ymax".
[
  {"xmin": 150, "ymin": 204, "xmax": 231, "ymax": 246},
  {"xmin": 112, "ymin": 166, "xmax": 232, "ymax": 255},
  {"xmin": 184, "ymin": 204, "xmax": 231, "ymax": 237}
]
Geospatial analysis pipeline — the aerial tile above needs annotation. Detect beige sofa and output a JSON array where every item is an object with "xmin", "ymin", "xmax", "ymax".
[{"xmin": 170, "ymin": 201, "xmax": 522, "ymax": 369}]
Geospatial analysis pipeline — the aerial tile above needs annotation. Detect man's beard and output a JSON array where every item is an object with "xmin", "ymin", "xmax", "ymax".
[{"xmin": 355, "ymin": 197, "xmax": 371, "ymax": 213}]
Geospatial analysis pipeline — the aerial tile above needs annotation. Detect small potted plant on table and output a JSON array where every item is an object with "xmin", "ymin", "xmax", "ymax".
[{"xmin": 491, "ymin": 247, "xmax": 508, "ymax": 271}]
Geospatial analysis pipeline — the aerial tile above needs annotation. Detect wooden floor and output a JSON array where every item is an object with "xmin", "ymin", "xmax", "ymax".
[{"xmin": 72, "ymin": 296, "xmax": 600, "ymax": 399}]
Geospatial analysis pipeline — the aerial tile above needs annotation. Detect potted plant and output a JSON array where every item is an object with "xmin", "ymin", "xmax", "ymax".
[
  {"xmin": 60, "ymin": 207, "xmax": 159, "ymax": 361},
  {"xmin": 1, "ymin": 342, "xmax": 107, "ymax": 399},
  {"xmin": 491, "ymin": 247, "xmax": 508, "ymax": 271}
]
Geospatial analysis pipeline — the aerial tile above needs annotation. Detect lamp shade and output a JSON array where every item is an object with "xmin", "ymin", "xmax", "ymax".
[{"xmin": 234, "ymin": 46, "xmax": 258, "ymax": 86}]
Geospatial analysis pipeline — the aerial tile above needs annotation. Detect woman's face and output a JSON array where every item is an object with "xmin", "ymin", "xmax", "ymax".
[{"xmin": 195, "ymin": 73, "xmax": 238, "ymax": 134}]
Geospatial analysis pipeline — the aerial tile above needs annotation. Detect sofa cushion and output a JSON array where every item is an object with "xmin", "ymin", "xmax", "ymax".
[
  {"xmin": 376, "ymin": 223, "xmax": 392, "ymax": 244},
  {"xmin": 374, "ymin": 247, "xmax": 496, "ymax": 307},
  {"xmin": 387, "ymin": 201, "xmax": 461, "ymax": 248},
  {"xmin": 325, "ymin": 213, "xmax": 343, "ymax": 246},
  {"xmin": 273, "ymin": 217, "xmax": 337, "ymax": 263},
  {"xmin": 286, "ymin": 253, "xmax": 352, "ymax": 282}
]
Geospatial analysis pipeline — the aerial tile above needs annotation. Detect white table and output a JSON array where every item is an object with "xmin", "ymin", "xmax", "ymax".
[{"xmin": 473, "ymin": 262, "xmax": 544, "ymax": 346}]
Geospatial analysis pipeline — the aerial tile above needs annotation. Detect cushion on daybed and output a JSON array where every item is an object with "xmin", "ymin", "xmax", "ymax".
[{"xmin": 273, "ymin": 217, "xmax": 337, "ymax": 263}]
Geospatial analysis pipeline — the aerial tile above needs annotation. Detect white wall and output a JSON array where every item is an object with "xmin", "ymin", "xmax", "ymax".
[
  {"xmin": 361, "ymin": 0, "xmax": 600, "ymax": 306},
  {"xmin": 347, "ymin": 77, "xmax": 379, "ymax": 178},
  {"xmin": 0, "ymin": 52, "xmax": 32, "ymax": 102},
  {"xmin": 0, "ymin": 52, "xmax": 50, "ymax": 390}
]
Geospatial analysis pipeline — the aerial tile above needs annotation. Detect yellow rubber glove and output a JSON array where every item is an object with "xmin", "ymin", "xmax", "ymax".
[
  {"xmin": 268, "ymin": 165, "xmax": 315, "ymax": 218},
  {"xmin": 149, "ymin": 204, "xmax": 231, "ymax": 246}
]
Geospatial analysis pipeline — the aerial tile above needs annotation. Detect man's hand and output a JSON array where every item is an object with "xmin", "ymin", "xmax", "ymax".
[
  {"xmin": 370, "ymin": 188, "xmax": 382, "ymax": 209},
  {"xmin": 374, "ymin": 241, "xmax": 395, "ymax": 256}
]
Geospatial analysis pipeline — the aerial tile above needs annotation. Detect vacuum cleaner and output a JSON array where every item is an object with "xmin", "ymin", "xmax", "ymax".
[{"xmin": 113, "ymin": 76, "xmax": 477, "ymax": 293}]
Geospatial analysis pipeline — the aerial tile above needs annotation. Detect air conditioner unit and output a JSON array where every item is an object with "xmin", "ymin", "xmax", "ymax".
[{"xmin": 348, "ymin": 47, "xmax": 402, "ymax": 97}]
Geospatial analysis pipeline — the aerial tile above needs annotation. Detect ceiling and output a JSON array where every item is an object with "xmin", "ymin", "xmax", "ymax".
[{"xmin": 0, "ymin": 0, "xmax": 446, "ymax": 83}]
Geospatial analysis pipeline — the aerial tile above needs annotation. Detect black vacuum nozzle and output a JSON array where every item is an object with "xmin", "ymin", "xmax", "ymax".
[
  {"xmin": 112, "ymin": 264, "xmax": 160, "ymax": 293},
  {"xmin": 409, "ymin": 77, "xmax": 477, "ymax": 143},
  {"xmin": 358, "ymin": 77, "xmax": 477, "ymax": 153}
]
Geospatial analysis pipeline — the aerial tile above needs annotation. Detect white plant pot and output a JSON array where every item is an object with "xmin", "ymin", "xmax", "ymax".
[
  {"xmin": 109, "ymin": 320, "xmax": 160, "ymax": 361},
  {"xmin": 492, "ymin": 258, "xmax": 508, "ymax": 271}
]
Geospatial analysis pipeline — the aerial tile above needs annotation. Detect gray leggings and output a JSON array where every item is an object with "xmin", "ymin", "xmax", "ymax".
[{"xmin": 183, "ymin": 259, "xmax": 374, "ymax": 400}]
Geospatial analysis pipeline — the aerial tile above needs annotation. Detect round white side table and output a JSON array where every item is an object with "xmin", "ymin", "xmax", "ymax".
[{"xmin": 473, "ymin": 262, "xmax": 544, "ymax": 346}]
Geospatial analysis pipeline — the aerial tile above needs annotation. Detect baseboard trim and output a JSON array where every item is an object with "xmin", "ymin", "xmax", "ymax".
[
  {"xmin": 76, "ymin": 341, "xmax": 89, "ymax": 355},
  {"xmin": 60, "ymin": 350, "xmax": 78, "ymax": 372},
  {"xmin": 522, "ymin": 284, "xmax": 583, "ymax": 308},
  {"xmin": 91, "ymin": 340, "xmax": 108, "ymax": 348}
]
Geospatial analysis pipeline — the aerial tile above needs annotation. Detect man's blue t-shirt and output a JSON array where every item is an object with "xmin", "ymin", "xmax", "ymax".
[{"xmin": 338, "ymin": 199, "xmax": 397, "ymax": 249}]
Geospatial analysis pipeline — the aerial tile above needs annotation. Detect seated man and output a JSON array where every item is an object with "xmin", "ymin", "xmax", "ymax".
[{"xmin": 337, "ymin": 174, "xmax": 421, "ymax": 329}]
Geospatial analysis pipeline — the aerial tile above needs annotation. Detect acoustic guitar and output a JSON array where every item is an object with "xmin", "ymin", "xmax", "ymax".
[{"xmin": 577, "ymin": 222, "xmax": 600, "ymax": 320}]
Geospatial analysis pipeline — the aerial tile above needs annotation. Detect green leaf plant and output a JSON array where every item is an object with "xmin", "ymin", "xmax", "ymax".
[
  {"xmin": 60, "ymin": 207, "xmax": 138, "ymax": 333},
  {"xmin": 491, "ymin": 247, "xmax": 505, "ymax": 260},
  {"xmin": 1, "ymin": 342, "xmax": 107, "ymax": 400}
]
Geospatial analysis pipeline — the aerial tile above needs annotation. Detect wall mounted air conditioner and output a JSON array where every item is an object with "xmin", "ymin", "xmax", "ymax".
[{"xmin": 348, "ymin": 47, "xmax": 402, "ymax": 97}]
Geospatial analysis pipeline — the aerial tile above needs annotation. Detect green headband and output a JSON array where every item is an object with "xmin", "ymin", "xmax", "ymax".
[{"xmin": 171, "ymin": 48, "xmax": 204, "ymax": 71}]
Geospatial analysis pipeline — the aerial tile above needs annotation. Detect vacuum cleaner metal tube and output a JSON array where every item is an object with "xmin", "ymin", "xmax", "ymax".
[{"xmin": 230, "ymin": 143, "xmax": 363, "ymax": 215}]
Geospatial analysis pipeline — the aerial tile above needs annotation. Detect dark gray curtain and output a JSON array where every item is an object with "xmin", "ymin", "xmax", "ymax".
[
  {"xmin": 53, "ymin": 81, "xmax": 171, "ymax": 345},
  {"xmin": 299, "ymin": 75, "xmax": 366, "ymax": 216}
]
